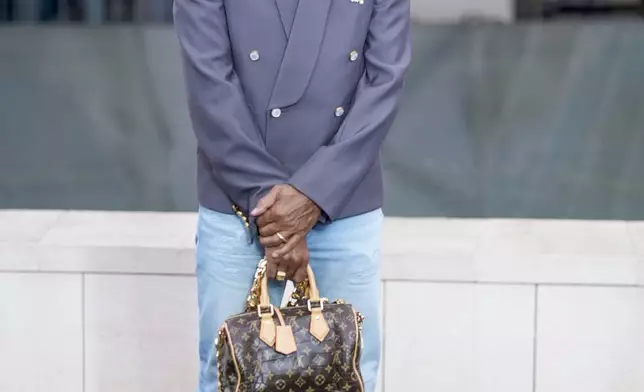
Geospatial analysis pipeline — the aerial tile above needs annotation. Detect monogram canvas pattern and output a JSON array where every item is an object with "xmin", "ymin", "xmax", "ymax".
[{"xmin": 218, "ymin": 303, "xmax": 363, "ymax": 392}]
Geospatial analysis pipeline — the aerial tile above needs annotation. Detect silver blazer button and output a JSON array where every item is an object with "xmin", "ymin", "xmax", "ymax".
[
  {"xmin": 271, "ymin": 108, "xmax": 282, "ymax": 118},
  {"xmin": 249, "ymin": 50, "xmax": 260, "ymax": 61}
]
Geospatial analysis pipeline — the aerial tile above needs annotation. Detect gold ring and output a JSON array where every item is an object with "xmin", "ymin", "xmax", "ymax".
[
  {"xmin": 276, "ymin": 271, "xmax": 286, "ymax": 281},
  {"xmin": 276, "ymin": 232, "xmax": 287, "ymax": 243}
]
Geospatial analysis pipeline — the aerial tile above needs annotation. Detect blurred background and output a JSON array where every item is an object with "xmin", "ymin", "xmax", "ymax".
[
  {"xmin": 2, "ymin": 1, "xmax": 644, "ymax": 392},
  {"xmin": 2, "ymin": 0, "xmax": 644, "ymax": 218}
]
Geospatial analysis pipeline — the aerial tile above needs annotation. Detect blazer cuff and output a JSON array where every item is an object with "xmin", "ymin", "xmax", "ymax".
[{"xmin": 288, "ymin": 178, "xmax": 334, "ymax": 224}]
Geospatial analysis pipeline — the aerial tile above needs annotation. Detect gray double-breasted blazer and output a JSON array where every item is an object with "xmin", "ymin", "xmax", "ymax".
[{"xmin": 174, "ymin": 0, "xmax": 411, "ymax": 226}]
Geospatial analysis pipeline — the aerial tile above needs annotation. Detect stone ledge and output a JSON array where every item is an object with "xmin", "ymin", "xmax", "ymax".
[{"xmin": 1, "ymin": 210, "xmax": 643, "ymax": 285}]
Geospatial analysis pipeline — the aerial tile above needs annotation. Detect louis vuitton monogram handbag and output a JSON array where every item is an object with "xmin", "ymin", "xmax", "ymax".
[{"xmin": 215, "ymin": 258, "xmax": 366, "ymax": 392}]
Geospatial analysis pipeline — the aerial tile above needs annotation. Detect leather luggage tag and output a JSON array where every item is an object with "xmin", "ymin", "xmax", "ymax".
[{"xmin": 275, "ymin": 325, "xmax": 297, "ymax": 355}]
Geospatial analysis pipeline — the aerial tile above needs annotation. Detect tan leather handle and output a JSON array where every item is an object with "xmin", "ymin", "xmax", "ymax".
[
  {"xmin": 303, "ymin": 265, "xmax": 320, "ymax": 302},
  {"xmin": 259, "ymin": 264, "xmax": 320, "ymax": 308},
  {"xmin": 256, "ymin": 261, "xmax": 330, "ymax": 345},
  {"xmin": 259, "ymin": 265, "xmax": 271, "ymax": 308}
]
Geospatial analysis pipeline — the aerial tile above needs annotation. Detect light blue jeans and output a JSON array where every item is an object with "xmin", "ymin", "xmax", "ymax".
[{"xmin": 196, "ymin": 206, "xmax": 383, "ymax": 392}]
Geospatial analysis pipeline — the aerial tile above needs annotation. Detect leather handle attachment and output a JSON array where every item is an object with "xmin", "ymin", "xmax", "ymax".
[{"xmin": 256, "ymin": 260, "xmax": 330, "ymax": 347}]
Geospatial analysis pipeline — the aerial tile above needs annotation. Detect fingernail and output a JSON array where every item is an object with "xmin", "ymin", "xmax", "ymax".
[{"xmin": 251, "ymin": 208, "xmax": 259, "ymax": 216}]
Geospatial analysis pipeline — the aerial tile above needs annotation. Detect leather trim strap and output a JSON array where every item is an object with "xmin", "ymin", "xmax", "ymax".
[
  {"xmin": 274, "ymin": 308, "xmax": 297, "ymax": 355},
  {"xmin": 224, "ymin": 323, "xmax": 242, "ymax": 392},
  {"xmin": 352, "ymin": 309, "xmax": 365, "ymax": 392}
]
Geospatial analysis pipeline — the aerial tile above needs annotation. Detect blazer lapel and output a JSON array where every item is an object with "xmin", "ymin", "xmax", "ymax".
[
  {"xmin": 275, "ymin": 0, "xmax": 297, "ymax": 38},
  {"xmin": 269, "ymin": 0, "xmax": 331, "ymax": 109}
]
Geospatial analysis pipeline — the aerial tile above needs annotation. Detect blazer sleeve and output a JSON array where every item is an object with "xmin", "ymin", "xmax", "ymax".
[
  {"xmin": 288, "ymin": 0, "xmax": 412, "ymax": 221},
  {"xmin": 174, "ymin": 0, "xmax": 290, "ymax": 214}
]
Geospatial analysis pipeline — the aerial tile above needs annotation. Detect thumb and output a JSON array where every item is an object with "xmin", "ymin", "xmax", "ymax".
[{"xmin": 251, "ymin": 187, "xmax": 280, "ymax": 216}]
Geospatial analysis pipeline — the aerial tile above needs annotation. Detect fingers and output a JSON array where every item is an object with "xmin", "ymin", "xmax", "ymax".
[
  {"xmin": 284, "ymin": 244, "xmax": 309, "ymax": 282},
  {"xmin": 256, "ymin": 208, "xmax": 275, "ymax": 228},
  {"xmin": 268, "ymin": 252, "xmax": 296, "ymax": 281},
  {"xmin": 265, "ymin": 250, "xmax": 278, "ymax": 280},
  {"xmin": 292, "ymin": 266, "xmax": 308, "ymax": 283},
  {"xmin": 258, "ymin": 222, "xmax": 280, "ymax": 237},
  {"xmin": 269, "ymin": 233, "xmax": 303, "ymax": 259},
  {"xmin": 251, "ymin": 186, "xmax": 281, "ymax": 217},
  {"xmin": 280, "ymin": 252, "xmax": 299, "ymax": 281},
  {"xmin": 266, "ymin": 239, "xmax": 309, "ymax": 282},
  {"xmin": 259, "ymin": 231, "xmax": 291, "ymax": 248}
]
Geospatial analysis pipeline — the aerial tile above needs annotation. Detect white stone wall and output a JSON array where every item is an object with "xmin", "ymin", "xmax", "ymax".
[{"xmin": 2, "ymin": 210, "xmax": 644, "ymax": 391}]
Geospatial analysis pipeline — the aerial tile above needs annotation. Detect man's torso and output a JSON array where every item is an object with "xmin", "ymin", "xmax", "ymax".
[{"xmin": 197, "ymin": 0, "xmax": 384, "ymax": 218}]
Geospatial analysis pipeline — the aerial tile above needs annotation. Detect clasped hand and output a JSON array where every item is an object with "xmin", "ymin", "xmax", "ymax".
[{"xmin": 251, "ymin": 184, "xmax": 320, "ymax": 283}]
